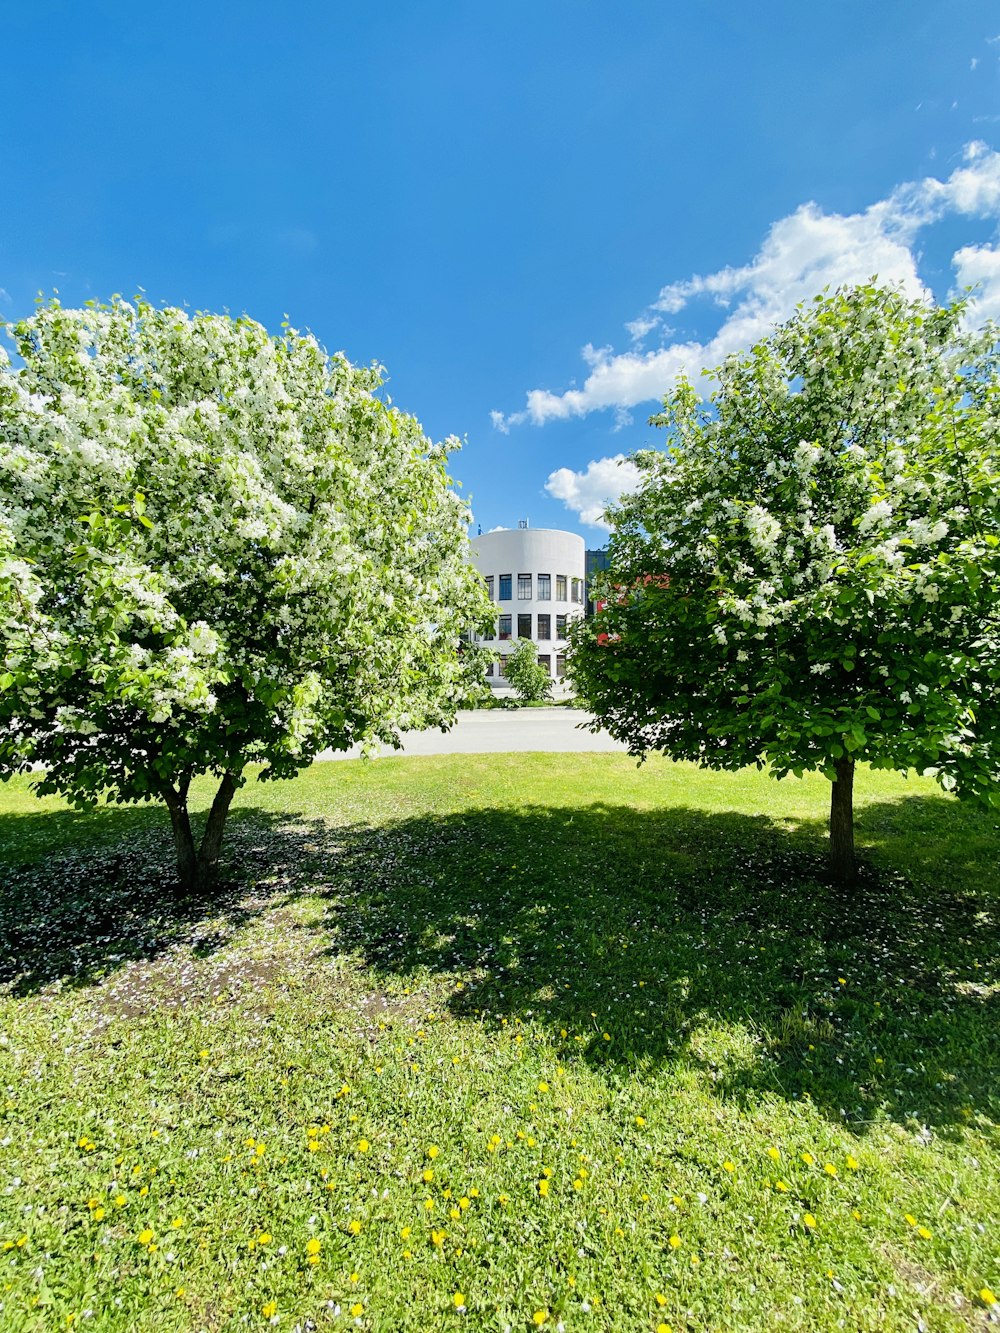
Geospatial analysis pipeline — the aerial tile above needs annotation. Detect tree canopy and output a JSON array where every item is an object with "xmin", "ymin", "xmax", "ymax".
[
  {"xmin": 504, "ymin": 637, "xmax": 552, "ymax": 703},
  {"xmin": 569, "ymin": 285, "xmax": 1000, "ymax": 880},
  {"xmin": 0, "ymin": 298, "xmax": 490, "ymax": 887}
]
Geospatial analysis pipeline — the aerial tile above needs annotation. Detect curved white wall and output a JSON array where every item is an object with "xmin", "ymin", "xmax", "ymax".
[{"xmin": 471, "ymin": 528, "xmax": 586, "ymax": 682}]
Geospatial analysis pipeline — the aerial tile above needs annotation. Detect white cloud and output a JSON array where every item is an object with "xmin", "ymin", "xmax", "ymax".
[
  {"xmin": 544, "ymin": 454, "xmax": 642, "ymax": 530},
  {"xmin": 495, "ymin": 142, "xmax": 1000, "ymax": 431},
  {"xmin": 625, "ymin": 313, "xmax": 662, "ymax": 342},
  {"xmin": 953, "ymin": 243, "xmax": 1000, "ymax": 322},
  {"xmin": 489, "ymin": 409, "xmax": 509, "ymax": 435}
]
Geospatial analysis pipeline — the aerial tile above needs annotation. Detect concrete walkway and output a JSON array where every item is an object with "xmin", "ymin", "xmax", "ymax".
[{"xmin": 315, "ymin": 707, "xmax": 629, "ymax": 760}]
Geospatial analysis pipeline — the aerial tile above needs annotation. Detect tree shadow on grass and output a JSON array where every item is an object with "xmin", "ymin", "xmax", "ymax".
[
  {"xmin": 0, "ymin": 808, "xmax": 297, "ymax": 997},
  {"xmin": 1, "ymin": 788, "xmax": 997, "ymax": 1138}
]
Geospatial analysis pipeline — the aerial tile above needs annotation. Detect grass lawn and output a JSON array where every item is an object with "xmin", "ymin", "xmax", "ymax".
[{"xmin": 0, "ymin": 754, "xmax": 997, "ymax": 1332}]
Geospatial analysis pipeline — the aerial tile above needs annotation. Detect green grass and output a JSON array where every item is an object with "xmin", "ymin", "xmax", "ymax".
[{"xmin": 0, "ymin": 755, "xmax": 997, "ymax": 1332}]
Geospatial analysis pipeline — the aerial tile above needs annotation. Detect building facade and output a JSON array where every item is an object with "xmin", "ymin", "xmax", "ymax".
[{"xmin": 470, "ymin": 526, "xmax": 586, "ymax": 683}]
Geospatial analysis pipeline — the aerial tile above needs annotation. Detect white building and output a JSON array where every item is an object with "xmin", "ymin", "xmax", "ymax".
[{"xmin": 470, "ymin": 525, "xmax": 586, "ymax": 684}]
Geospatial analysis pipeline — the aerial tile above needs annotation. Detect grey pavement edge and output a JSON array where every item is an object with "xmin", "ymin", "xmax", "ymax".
[{"xmin": 314, "ymin": 708, "xmax": 628, "ymax": 760}]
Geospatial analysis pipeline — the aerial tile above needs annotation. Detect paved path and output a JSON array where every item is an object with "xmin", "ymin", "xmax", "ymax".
[{"xmin": 315, "ymin": 707, "xmax": 629, "ymax": 760}]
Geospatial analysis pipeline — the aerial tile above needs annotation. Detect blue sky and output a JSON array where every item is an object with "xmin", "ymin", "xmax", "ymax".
[{"xmin": 3, "ymin": 2, "xmax": 1000, "ymax": 539}]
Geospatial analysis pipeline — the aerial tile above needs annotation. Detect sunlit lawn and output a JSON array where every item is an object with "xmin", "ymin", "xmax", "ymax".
[{"xmin": 0, "ymin": 754, "xmax": 997, "ymax": 1332}]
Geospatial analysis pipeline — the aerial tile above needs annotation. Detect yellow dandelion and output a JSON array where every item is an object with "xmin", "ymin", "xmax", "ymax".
[
  {"xmin": 450, "ymin": 1207, "xmax": 461, "ymax": 1219},
  {"xmin": 917, "ymin": 1227, "xmax": 932, "ymax": 1240},
  {"xmin": 171, "ymin": 1217, "xmax": 185, "ymax": 1229},
  {"xmin": 137, "ymin": 1229, "xmax": 154, "ymax": 1245},
  {"xmin": 823, "ymin": 1163, "xmax": 837, "ymax": 1177},
  {"xmin": 636, "ymin": 1116, "xmax": 646, "ymax": 1127},
  {"xmin": 532, "ymin": 1313, "xmax": 548, "ymax": 1327},
  {"xmin": 657, "ymin": 1325, "xmax": 673, "ymax": 1333},
  {"xmin": 453, "ymin": 1292, "xmax": 466, "ymax": 1309},
  {"xmin": 198, "ymin": 1050, "xmax": 209, "ymax": 1059},
  {"xmin": 431, "ymin": 1229, "xmax": 446, "ymax": 1246},
  {"xmin": 423, "ymin": 1168, "xmax": 434, "ymax": 1183},
  {"xmin": 427, "ymin": 1145, "xmax": 440, "ymax": 1159},
  {"xmin": 459, "ymin": 1197, "xmax": 470, "ymax": 1210},
  {"xmin": 978, "ymin": 1288, "xmax": 996, "ymax": 1307},
  {"xmin": 801, "ymin": 1152, "xmax": 815, "ymax": 1166},
  {"xmin": 845, "ymin": 1154, "xmax": 859, "ymax": 1170},
  {"xmin": 904, "ymin": 1213, "xmax": 918, "ymax": 1227},
  {"xmin": 357, "ymin": 1139, "xmax": 370, "ymax": 1154},
  {"xmin": 350, "ymin": 1304, "xmax": 364, "ymax": 1318},
  {"xmin": 655, "ymin": 1293, "xmax": 668, "ymax": 1306},
  {"xmin": 775, "ymin": 1180, "xmax": 789, "ymax": 1192},
  {"xmin": 723, "ymin": 1160, "xmax": 735, "ymax": 1173},
  {"xmin": 349, "ymin": 1272, "xmax": 359, "ymax": 1284},
  {"xmin": 401, "ymin": 1226, "xmax": 411, "ymax": 1240},
  {"xmin": 114, "ymin": 1195, "xmax": 127, "ymax": 1207},
  {"xmin": 766, "ymin": 1147, "xmax": 780, "ymax": 1162},
  {"xmin": 424, "ymin": 1198, "xmax": 434, "ymax": 1211},
  {"xmin": 538, "ymin": 1081, "xmax": 550, "ymax": 1093},
  {"xmin": 668, "ymin": 1234, "xmax": 682, "ymax": 1249},
  {"xmin": 347, "ymin": 1220, "xmax": 362, "ymax": 1235},
  {"xmin": 306, "ymin": 1237, "xmax": 321, "ymax": 1255},
  {"xmin": 803, "ymin": 1213, "xmax": 817, "ymax": 1230},
  {"xmin": 262, "ymin": 1300, "xmax": 277, "ymax": 1318},
  {"xmin": 538, "ymin": 1179, "xmax": 549, "ymax": 1197}
]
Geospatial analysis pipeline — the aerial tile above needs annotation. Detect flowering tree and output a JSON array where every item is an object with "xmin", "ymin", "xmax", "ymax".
[
  {"xmin": 569, "ymin": 285, "xmax": 1000, "ymax": 881},
  {"xmin": 504, "ymin": 636, "xmax": 552, "ymax": 703},
  {"xmin": 0, "ymin": 299, "xmax": 491, "ymax": 889}
]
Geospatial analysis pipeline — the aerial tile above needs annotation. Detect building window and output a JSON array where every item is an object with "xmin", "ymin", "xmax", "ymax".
[
  {"xmin": 537, "ymin": 613, "xmax": 551, "ymax": 640},
  {"xmin": 518, "ymin": 613, "xmax": 532, "ymax": 639},
  {"xmin": 556, "ymin": 653, "xmax": 567, "ymax": 678},
  {"xmin": 517, "ymin": 573, "xmax": 532, "ymax": 600},
  {"xmin": 571, "ymin": 577, "xmax": 583, "ymax": 603},
  {"xmin": 537, "ymin": 653, "xmax": 551, "ymax": 675},
  {"xmin": 498, "ymin": 655, "xmax": 509, "ymax": 678},
  {"xmin": 485, "ymin": 661, "xmax": 494, "ymax": 677},
  {"xmin": 556, "ymin": 574, "xmax": 567, "ymax": 601},
  {"xmin": 556, "ymin": 613, "xmax": 568, "ymax": 639},
  {"xmin": 537, "ymin": 574, "xmax": 551, "ymax": 600},
  {"xmin": 499, "ymin": 574, "xmax": 512, "ymax": 601},
  {"xmin": 484, "ymin": 574, "xmax": 494, "ymax": 600},
  {"xmin": 498, "ymin": 614, "xmax": 512, "ymax": 640}
]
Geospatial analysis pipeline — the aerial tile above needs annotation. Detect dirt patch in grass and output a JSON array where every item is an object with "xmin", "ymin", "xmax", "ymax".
[{"xmin": 882, "ymin": 1245, "xmax": 994, "ymax": 1330}]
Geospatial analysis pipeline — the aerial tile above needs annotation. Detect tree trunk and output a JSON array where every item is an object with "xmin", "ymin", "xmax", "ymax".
[
  {"xmin": 160, "ymin": 779, "xmax": 197, "ymax": 889},
  {"xmin": 194, "ymin": 771, "xmax": 239, "ymax": 890},
  {"xmin": 829, "ymin": 756, "xmax": 856, "ymax": 883},
  {"xmin": 157, "ymin": 771, "xmax": 240, "ymax": 892}
]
